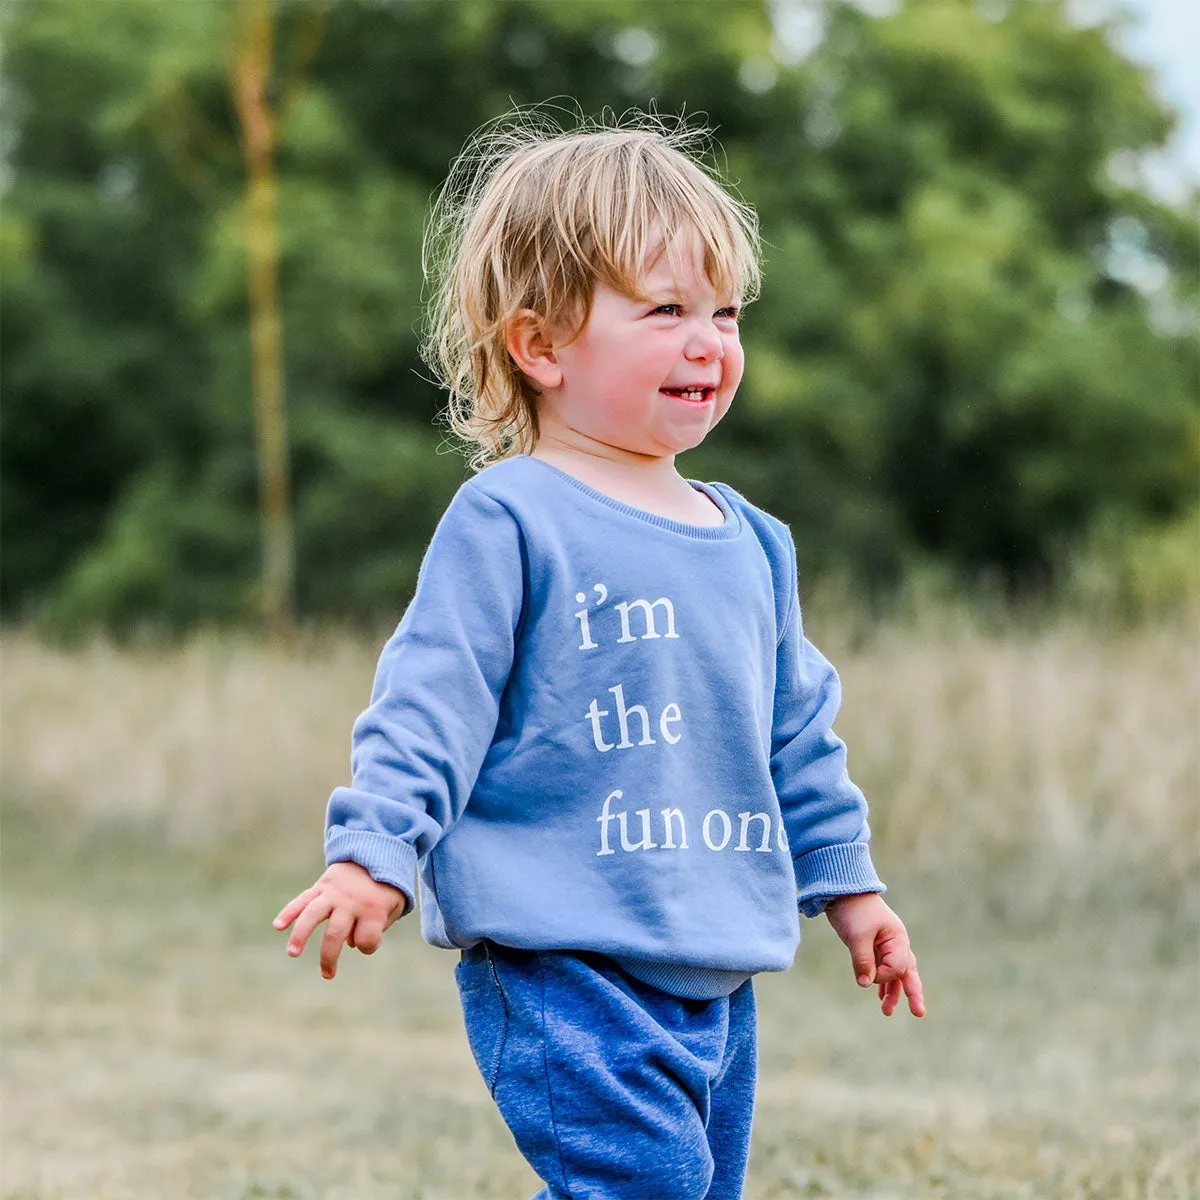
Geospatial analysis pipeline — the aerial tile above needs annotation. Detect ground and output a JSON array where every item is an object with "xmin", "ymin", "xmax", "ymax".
[{"xmin": 2, "ymin": 821, "xmax": 1195, "ymax": 1200}]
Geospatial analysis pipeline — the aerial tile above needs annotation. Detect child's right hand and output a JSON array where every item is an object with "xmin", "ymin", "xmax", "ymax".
[{"xmin": 273, "ymin": 861, "xmax": 407, "ymax": 980}]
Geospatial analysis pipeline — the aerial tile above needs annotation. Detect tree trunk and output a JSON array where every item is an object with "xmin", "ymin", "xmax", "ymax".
[{"xmin": 232, "ymin": 0, "xmax": 294, "ymax": 638}]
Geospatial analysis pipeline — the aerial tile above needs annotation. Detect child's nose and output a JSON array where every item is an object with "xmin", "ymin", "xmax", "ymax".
[{"xmin": 684, "ymin": 324, "xmax": 724, "ymax": 361}]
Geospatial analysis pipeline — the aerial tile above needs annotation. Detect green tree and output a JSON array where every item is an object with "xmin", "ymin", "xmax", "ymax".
[
  {"xmin": 2, "ymin": 0, "xmax": 1194, "ymax": 630},
  {"xmin": 720, "ymin": 0, "xmax": 1198, "ymax": 587}
]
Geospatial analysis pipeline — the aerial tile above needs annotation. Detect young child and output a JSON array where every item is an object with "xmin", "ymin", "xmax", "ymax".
[{"xmin": 275, "ymin": 110, "xmax": 924, "ymax": 1199}]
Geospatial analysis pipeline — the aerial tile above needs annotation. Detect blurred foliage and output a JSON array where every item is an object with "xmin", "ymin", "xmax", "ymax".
[
  {"xmin": 2, "ymin": 0, "xmax": 1196, "ymax": 631},
  {"xmin": 1057, "ymin": 504, "xmax": 1200, "ymax": 623}
]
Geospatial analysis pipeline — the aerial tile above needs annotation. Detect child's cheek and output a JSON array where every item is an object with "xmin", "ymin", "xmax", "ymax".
[
  {"xmin": 720, "ymin": 339, "xmax": 745, "ymax": 400},
  {"xmin": 603, "ymin": 386, "xmax": 653, "ymax": 428},
  {"xmin": 726, "ymin": 333, "xmax": 745, "ymax": 376},
  {"xmin": 600, "ymin": 363, "xmax": 654, "ymax": 416}
]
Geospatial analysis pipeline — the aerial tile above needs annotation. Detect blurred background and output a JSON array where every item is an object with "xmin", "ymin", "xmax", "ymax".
[
  {"xmin": 2, "ymin": 2, "xmax": 1197, "ymax": 1198},
  {"xmin": 2, "ymin": 0, "xmax": 1196, "ymax": 630}
]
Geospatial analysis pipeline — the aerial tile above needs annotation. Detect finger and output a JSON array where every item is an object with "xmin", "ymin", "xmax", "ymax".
[
  {"xmin": 274, "ymin": 887, "xmax": 318, "ymax": 930},
  {"xmin": 880, "ymin": 978, "xmax": 902, "ymax": 1017},
  {"xmin": 383, "ymin": 892, "xmax": 408, "ymax": 928},
  {"xmin": 903, "ymin": 965, "xmax": 926, "ymax": 1018},
  {"xmin": 873, "ymin": 931, "xmax": 912, "ymax": 983},
  {"xmin": 319, "ymin": 908, "xmax": 354, "ymax": 980},
  {"xmin": 352, "ymin": 917, "xmax": 385, "ymax": 955},
  {"xmin": 848, "ymin": 934, "xmax": 877, "ymax": 986},
  {"xmin": 287, "ymin": 895, "xmax": 333, "ymax": 958}
]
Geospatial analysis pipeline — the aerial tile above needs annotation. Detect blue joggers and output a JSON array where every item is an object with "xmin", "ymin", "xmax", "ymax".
[{"xmin": 454, "ymin": 940, "xmax": 758, "ymax": 1200}]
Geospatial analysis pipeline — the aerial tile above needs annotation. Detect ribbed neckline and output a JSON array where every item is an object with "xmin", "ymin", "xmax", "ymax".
[{"xmin": 517, "ymin": 455, "xmax": 743, "ymax": 540}]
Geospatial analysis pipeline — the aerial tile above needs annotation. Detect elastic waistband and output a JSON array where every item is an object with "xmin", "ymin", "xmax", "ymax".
[{"xmin": 458, "ymin": 940, "xmax": 753, "ymax": 1001}]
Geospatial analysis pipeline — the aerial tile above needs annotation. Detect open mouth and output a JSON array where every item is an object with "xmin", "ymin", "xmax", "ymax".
[{"xmin": 660, "ymin": 387, "xmax": 715, "ymax": 404}]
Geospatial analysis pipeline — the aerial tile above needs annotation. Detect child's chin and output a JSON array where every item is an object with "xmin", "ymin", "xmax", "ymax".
[{"xmin": 663, "ymin": 427, "xmax": 715, "ymax": 453}]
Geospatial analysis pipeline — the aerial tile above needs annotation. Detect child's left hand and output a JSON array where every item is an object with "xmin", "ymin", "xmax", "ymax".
[{"xmin": 824, "ymin": 893, "xmax": 926, "ymax": 1017}]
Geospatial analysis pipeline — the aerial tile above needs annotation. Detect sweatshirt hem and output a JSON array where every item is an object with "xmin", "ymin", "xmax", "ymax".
[{"xmin": 608, "ymin": 955, "xmax": 756, "ymax": 1000}]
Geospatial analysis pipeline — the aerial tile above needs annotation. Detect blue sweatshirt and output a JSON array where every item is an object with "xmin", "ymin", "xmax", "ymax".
[{"xmin": 325, "ymin": 454, "xmax": 884, "ymax": 1000}]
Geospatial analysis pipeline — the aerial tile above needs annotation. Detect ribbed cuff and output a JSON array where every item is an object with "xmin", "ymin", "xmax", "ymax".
[
  {"xmin": 324, "ymin": 828, "xmax": 418, "ymax": 917},
  {"xmin": 794, "ymin": 841, "xmax": 885, "ymax": 918}
]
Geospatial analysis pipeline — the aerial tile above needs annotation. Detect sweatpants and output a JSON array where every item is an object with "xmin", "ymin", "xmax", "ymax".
[{"xmin": 454, "ymin": 939, "xmax": 757, "ymax": 1200}]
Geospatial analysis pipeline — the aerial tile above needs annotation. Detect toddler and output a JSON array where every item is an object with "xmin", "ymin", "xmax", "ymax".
[{"xmin": 275, "ymin": 109, "xmax": 924, "ymax": 1200}]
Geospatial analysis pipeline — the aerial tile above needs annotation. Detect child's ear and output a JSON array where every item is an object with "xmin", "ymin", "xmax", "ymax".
[{"xmin": 506, "ymin": 309, "xmax": 563, "ymax": 390}]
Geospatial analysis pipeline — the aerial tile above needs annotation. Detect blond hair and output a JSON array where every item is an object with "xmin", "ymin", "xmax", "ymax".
[{"xmin": 420, "ymin": 105, "xmax": 762, "ymax": 470}]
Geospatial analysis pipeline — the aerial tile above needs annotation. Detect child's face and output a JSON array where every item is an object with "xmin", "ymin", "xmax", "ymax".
[{"xmin": 536, "ymin": 230, "xmax": 744, "ymax": 461}]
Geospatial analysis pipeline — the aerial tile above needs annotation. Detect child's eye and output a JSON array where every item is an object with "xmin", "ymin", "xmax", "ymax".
[{"xmin": 651, "ymin": 304, "xmax": 741, "ymax": 320}]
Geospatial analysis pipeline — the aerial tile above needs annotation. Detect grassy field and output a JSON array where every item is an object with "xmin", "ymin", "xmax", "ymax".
[{"xmin": 2, "ymin": 613, "xmax": 1197, "ymax": 1199}]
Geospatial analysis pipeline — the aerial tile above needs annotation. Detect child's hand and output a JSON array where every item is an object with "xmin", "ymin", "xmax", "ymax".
[
  {"xmin": 273, "ymin": 861, "xmax": 407, "ymax": 980},
  {"xmin": 824, "ymin": 893, "xmax": 925, "ymax": 1018}
]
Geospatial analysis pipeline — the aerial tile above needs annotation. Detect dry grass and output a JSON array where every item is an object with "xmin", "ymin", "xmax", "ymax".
[
  {"xmin": 4, "ymin": 611, "xmax": 1197, "ymax": 911},
  {"xmin": 2, "ymin": 612, "xmax": 1198, "ymax": 1198}
]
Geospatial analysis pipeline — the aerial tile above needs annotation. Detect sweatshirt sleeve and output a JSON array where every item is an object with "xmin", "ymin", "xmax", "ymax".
[
  {"xmin": 770, "ymin": 534, "xmax": 885, "ymax": 919},
  {"xmin": 324, "ymin": 482, "xmax": 524, "ymax": 915}
]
